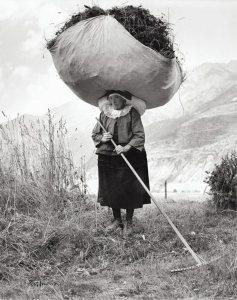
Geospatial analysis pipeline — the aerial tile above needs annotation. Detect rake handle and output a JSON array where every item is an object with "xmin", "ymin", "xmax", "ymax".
[{"xmin": 96, "ymin": 117, "xmax": 203, "ymax": 266}]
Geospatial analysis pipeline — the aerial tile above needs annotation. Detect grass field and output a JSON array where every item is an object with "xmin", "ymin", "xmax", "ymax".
[
  {"xmin": 0, "ymin": 198, "xmax": 236, "ymax": 299},
  {"xmin": 0, "ymin": 113, "xmax": 236, "ymax": 299}
]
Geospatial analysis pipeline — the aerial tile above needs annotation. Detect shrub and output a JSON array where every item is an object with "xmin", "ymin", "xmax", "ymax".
[{"xmin": 205, "ymin": 151, "xmax": 237, "ymax": 210}]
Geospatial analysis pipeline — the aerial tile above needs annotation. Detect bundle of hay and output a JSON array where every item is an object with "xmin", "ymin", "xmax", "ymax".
[
  {"xmin": 47, "ymin": 5, "xmax": 177, "ymax": 59},
  {"xmin": 47, "ymin": 5, "xmax": 184, "ymax": 109}
]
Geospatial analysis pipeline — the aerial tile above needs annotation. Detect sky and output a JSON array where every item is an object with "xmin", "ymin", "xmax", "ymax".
[{"xmin": 0, "ymin": 0, "xmax": 237, "ymax": 122}]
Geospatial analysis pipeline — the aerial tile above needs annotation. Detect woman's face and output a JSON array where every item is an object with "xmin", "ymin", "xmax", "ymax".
[{"xmin": 108, "ymin": 94, "xmax": 126, "ymax": 110}]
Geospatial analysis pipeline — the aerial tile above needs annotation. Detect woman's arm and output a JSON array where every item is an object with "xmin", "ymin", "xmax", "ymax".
[
  {"xmin": 115, "ymin": 108, "xmax": 145, "ymax": 154},
  {"xmin": 127, "ymin": 108, "xmax": 145, "ymax": 151},
  {"xmin": 91, "ymin": 113, "xmax": 112, "ymax": 147},
  {"xmin": 91, "ymin": 117, "xmax": 103, "ymax": 147}
]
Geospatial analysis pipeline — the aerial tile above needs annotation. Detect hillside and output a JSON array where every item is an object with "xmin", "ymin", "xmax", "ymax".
[
  {"xmin": 145, "ymin": 62, "xmax": 237, "ymax": 192},
  {"xmin": 86, "ymin": 61, "xmax": 237, "ymax": 193}
]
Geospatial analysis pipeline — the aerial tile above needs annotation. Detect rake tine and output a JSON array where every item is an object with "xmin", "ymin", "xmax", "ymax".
[
  {"xmin": 171, "ymin": 263, "xmax": 205, "ymax": 273},
  {"xmin": 170, "ymin": 255, "xmax": 223, "ymax": 273}
]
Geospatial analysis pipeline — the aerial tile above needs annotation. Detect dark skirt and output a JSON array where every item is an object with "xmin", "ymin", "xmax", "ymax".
[{"xmin": 97, "ymin": 148, "xmax": 151, "ymax": 209}]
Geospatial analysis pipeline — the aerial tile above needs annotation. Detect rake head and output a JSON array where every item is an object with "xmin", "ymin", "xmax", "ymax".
[{"xmin": 170, "ymin": 255, "xmax": 222, "ymax": 273}]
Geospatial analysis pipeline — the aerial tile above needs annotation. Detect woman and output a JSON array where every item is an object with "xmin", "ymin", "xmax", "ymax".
[{"xmin": 92, "ymin": 91, "xmax": 151, "ymax": 234}]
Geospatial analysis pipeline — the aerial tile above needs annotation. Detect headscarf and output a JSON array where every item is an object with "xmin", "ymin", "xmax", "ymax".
[{"xmin": 98, "ymin": 91, "xmax": 146, "ymax": 118}]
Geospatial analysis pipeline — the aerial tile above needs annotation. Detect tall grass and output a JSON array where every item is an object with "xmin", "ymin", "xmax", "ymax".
[
  {"xmin": 0, "ymin": 110, "xmax": 85, "ymax": 216},
  {"xmin": 0, "ymin": 110, "xmax": 90, "ymax": 285}
]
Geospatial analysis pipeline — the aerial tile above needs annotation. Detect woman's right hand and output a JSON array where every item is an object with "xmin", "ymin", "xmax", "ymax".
[{"xmin": 101, "ymin": 132, "xmax": 112, "ymax": 142}]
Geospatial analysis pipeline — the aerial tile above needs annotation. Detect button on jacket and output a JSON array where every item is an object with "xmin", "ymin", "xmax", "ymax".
[{"xmin": 91, "ymin": 107, "xmax": 145, "ymax": 155}]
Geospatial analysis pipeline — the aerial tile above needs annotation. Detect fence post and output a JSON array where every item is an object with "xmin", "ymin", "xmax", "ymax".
[{"xmin": 165, "ymin": 180, "xmax": 167, "ymax": 200}]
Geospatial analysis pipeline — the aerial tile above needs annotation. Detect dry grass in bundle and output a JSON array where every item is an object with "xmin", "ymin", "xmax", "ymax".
[{"xmin": 46, "ymin": 5, "xmax": 181, "ymax": 61}]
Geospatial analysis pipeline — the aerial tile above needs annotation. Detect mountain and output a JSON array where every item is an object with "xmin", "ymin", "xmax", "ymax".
[{"xmin": 144, "ymin": 61, "xmax": 237, "ymax": 193}]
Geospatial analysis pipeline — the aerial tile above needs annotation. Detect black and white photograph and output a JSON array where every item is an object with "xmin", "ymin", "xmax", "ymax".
[{"xmin": 0, "ymin": 0, "xmax": 236, "ymax": 298}]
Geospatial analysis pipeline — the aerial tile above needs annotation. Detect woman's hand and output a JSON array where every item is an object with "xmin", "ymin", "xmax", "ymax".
[
  {"xmin": 115, "ymin": 144, "xmax": 132, "ymax": 154},
  {"xmin": 101, "ymin": 132, "xmax": 112, "ymax": 142}
]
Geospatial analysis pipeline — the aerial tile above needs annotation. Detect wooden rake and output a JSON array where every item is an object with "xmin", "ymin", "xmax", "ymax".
[{"xmin": 96, "ymin": 118, "xmax": 212, "ymax": 272}]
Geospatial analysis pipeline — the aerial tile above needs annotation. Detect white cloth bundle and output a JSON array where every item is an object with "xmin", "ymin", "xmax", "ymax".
[{"xmin": 49, "ymin": 15, "xmax": 182, "ymax": 109}]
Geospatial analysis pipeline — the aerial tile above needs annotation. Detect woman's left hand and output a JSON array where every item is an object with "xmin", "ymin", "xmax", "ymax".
[{"xmin": 115, "ymin": 144, "xmax": 132, "ymax": 154}]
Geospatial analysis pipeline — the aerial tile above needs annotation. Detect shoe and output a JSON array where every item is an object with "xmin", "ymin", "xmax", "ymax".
[
  {"xmin": 124, "ymin": 221, "xmax": 133, "ymax": 236},
  {"xmin": 106, "ymin": 219, "xmax": 123, "ymax": 232}
]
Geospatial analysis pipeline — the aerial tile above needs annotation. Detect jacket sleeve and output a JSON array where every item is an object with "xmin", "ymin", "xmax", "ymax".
[
  {"xmin": 127, "ymin": 108, "xmax": 145, "ymax": 151},
  {"xmin": 91, "ymin": 113, "xmax": 103, "ymax": 147}
]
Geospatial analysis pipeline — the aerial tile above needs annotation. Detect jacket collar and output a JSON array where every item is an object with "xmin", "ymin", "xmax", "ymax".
[
  {"xmin": 99, "ymin": 99, "xmax": 132, "ymax": 119},
  {"xmin": 98, "ymin": 96, "xmax": 146, "ymax": 117}
]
